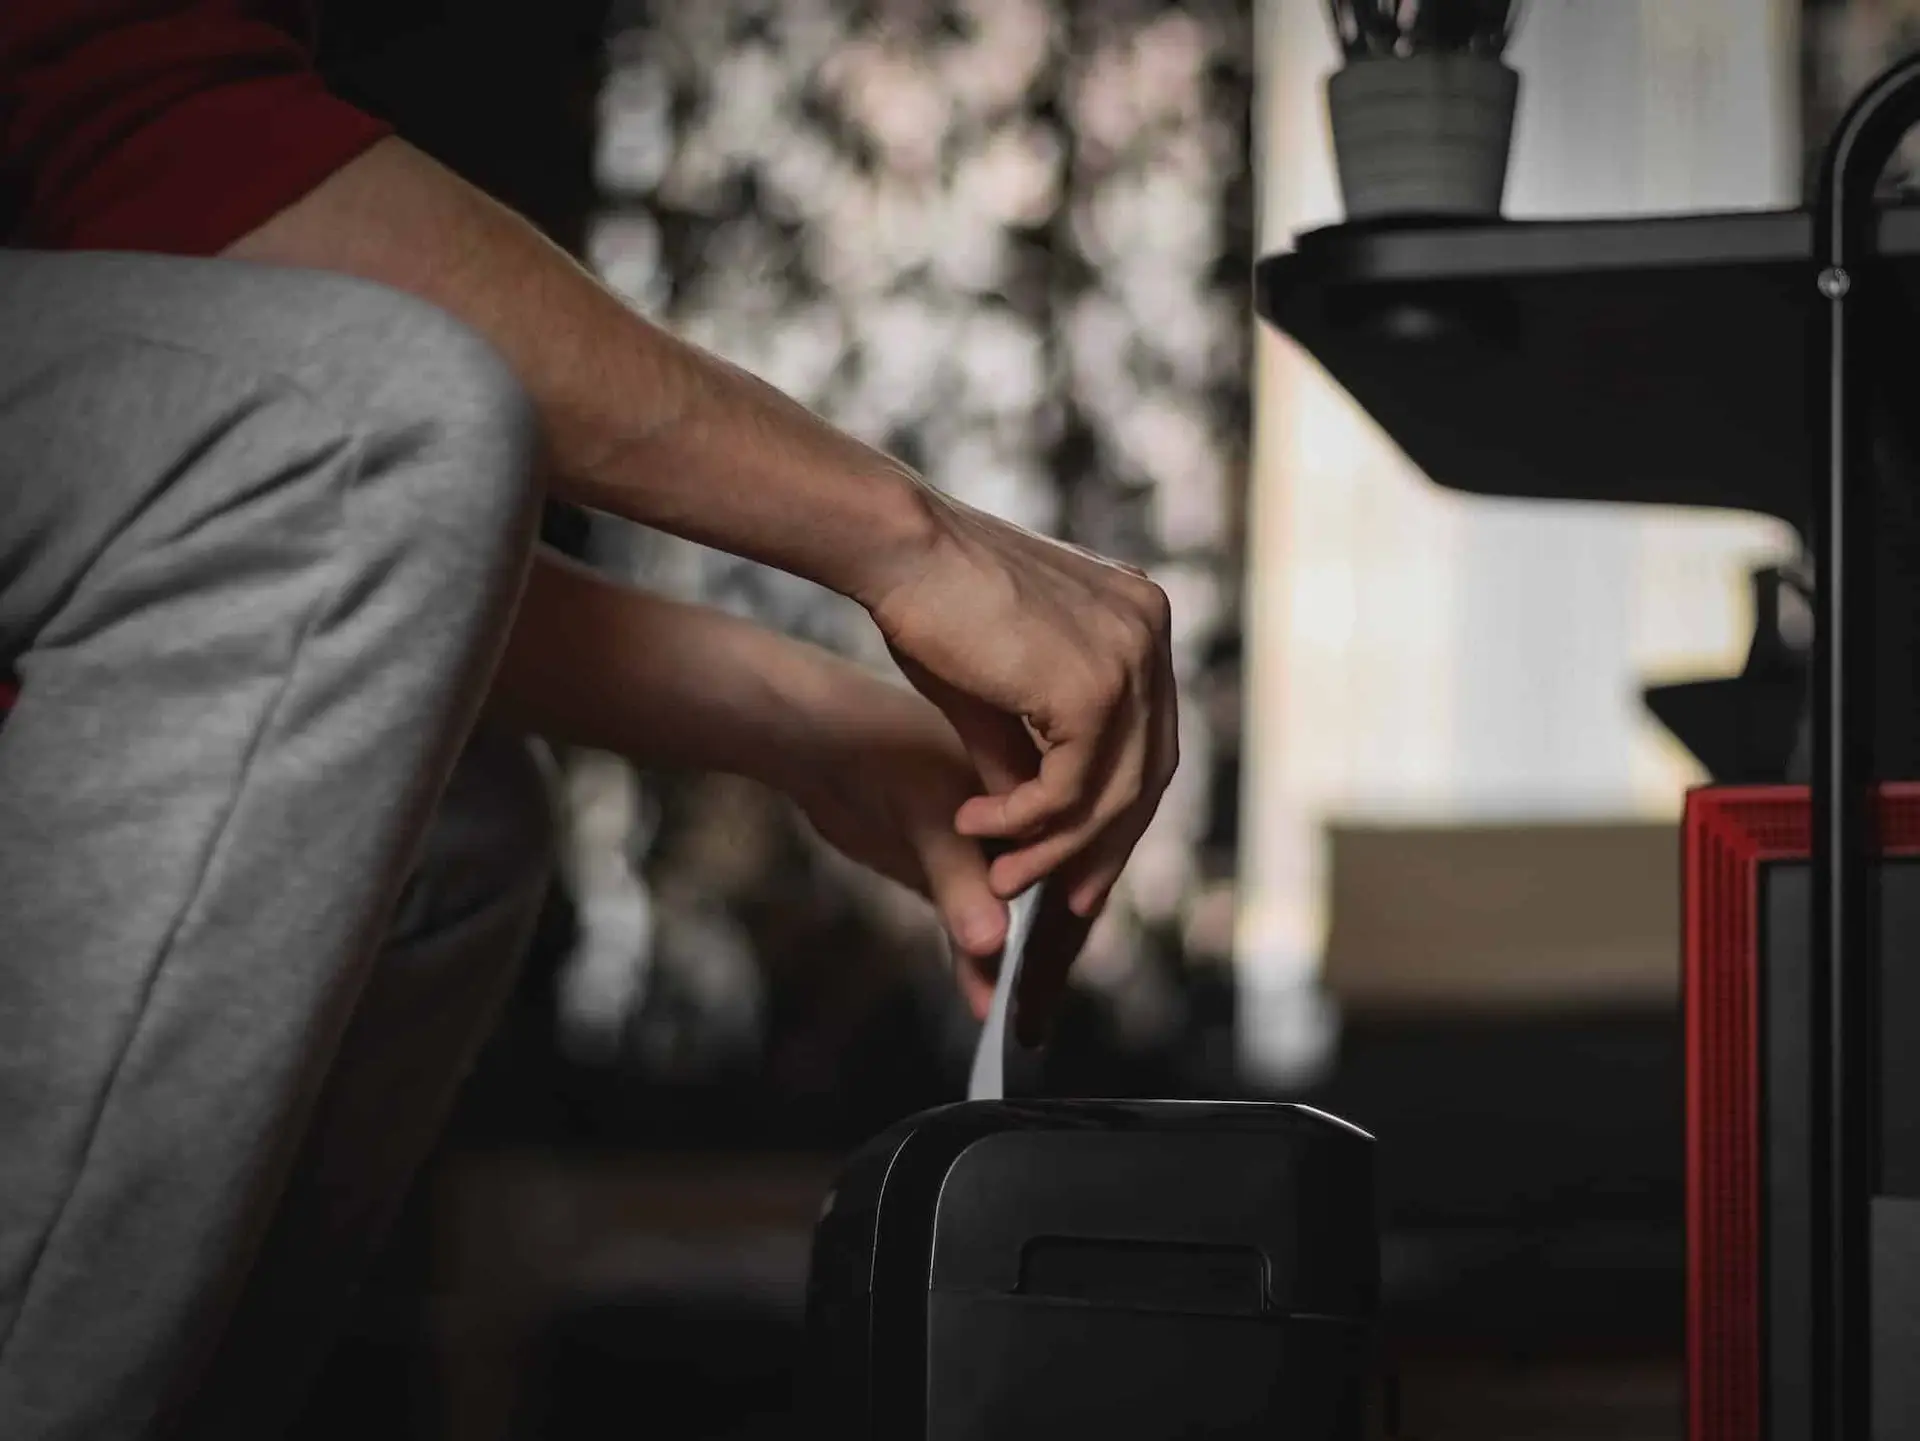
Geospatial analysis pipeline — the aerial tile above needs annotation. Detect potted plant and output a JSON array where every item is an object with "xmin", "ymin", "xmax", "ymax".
[{"xmin": 1323, "ymin": 0, "xmax": 1525, "ymax": 221}]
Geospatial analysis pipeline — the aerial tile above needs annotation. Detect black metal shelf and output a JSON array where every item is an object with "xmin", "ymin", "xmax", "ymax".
[{"xmin": 1255, "ymin": 205, "xmax": 1920, "ymax": 529}]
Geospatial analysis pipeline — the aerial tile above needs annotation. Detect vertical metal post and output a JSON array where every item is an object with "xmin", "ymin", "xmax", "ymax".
[{"xmin": 1811, "ymin": 51, "xmax": 1920, "ymax": 1441}]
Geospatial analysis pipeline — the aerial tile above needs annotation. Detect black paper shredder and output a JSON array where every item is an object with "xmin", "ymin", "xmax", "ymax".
[{"xmin": 804, "ymin": 1096, "xmax": 1378, "ymax": 1439}]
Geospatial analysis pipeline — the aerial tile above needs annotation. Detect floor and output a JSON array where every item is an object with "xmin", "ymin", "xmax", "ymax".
[
  {"xmin": 427, "ymin": 1151, "xmax": 1686, "ymax": 1441},
  {"xmin": 1378, "ymin": 1357, "xmax": 1682, "ymax": 1440},
  {"xmin": 300, "ymin": 1147, "xmax": 1687, "ymax": 1440}
]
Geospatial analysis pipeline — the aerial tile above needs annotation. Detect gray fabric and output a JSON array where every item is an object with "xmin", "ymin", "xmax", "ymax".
[{"xmin": 0, "ymin": 250, "xmax": 549, "ymax": 1439}]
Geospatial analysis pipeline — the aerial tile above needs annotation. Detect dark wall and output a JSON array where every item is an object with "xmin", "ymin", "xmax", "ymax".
[
  {"xmin": 316, "ymin": 1, "xmax": 613, "ymax": 254},
  {"xmin": 314, "ymin": 2, "xmax": 612, "ymax": 558}
]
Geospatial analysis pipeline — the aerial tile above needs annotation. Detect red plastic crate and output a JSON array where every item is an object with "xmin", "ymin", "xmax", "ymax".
[{"xmin": 1683, "ymin": 783, "xmax": 1920, "ymax": 1441}]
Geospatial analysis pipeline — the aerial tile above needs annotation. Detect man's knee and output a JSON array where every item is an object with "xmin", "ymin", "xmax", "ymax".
[
  {"xmin": 0, "ymin": 254, "xmax": 540, "ymax": 734},
  {"xmin": 272, "ymin": 268, "xmax": 541, "ymax": 565},
  {"xmin": 5, "ymin": 253, "xmax": 541, "ymax": 601},
  {"xmin": 117, "ymin": 253, "xmax": 540, "ymax": 563},
  {"xmin": 5, "ymin": 251, "xmax": 538, "ymax": 500}
]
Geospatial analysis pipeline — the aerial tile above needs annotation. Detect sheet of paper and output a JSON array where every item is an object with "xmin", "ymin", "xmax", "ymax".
[{"xmin": 967, "ymin": 884, "xmax": 1043, "ymax": 1102}]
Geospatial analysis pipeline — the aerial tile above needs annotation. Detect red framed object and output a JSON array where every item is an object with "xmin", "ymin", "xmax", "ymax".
[{"xmin": 1683, "ymin": 782, "xmax": 1920, "ymax": 1441}]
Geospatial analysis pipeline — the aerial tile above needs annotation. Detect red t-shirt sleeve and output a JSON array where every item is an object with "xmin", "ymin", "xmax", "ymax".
[{"xmin": 1, "ymin": 2, "xmax": 393, "ymax": 256}]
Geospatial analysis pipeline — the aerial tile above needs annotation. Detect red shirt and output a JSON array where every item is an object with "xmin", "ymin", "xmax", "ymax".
[
  {"xmin": 0, "ymin": 1, "xmax": 392, "ymax": 256},
  {"xmin": 0, "ymin": 3, "xmax": 388, "ymax": 709}
]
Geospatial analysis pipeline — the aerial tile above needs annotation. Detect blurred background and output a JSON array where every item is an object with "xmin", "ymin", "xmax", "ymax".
[{"xmin": 287, "ymin": 2, "xmax": 1920, "ymax": 1438}]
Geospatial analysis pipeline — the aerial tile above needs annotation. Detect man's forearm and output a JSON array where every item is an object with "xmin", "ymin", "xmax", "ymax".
[
  {"xmin": 224, "ymin": 137, "xmax": 933, "ymax": 606},
  {"xmin": 490, "ymin": 547, "xmax": 855, "ymax": 792}
]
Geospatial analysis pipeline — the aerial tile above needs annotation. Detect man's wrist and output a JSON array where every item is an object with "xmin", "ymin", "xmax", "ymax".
[{"xmin": 814, "ymin": 463, "xmax": 944, "ymax": 614}]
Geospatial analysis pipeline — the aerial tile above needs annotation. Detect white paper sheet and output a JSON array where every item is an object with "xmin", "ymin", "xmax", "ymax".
[{"xmin": 966, "ymin": 884, "xmax": 1043, "ymax": 1102}]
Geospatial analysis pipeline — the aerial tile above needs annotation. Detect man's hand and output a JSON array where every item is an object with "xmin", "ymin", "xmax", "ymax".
[
  {"xmin": 774, "ymin": 674, "xmax": 1000, "ymax": 1021},
  {"xmin": 492, "ymin": 551, "xmax": 1095, "ymax": 1036},
  {"xmin": 775, "ymin": 660, "xmax": 1092, "ymax": 1042},
  {"xmin": 856, "ymin": 488, "xmax": 1178, "ymax": 924}
]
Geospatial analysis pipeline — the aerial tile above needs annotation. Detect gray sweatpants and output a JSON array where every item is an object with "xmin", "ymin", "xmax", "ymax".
[{"xmin": 0, "ymin": 250, "xmax": 552, "ymax": 1439}]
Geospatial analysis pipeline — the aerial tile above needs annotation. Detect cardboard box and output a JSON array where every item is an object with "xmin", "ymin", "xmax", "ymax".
[{"xmin": 1322, "ymin": 819, "xmax": 1680, "ymax": 1011}]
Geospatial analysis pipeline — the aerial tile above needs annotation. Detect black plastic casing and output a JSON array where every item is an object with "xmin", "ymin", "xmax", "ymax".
[{"xmin": 804, "ymin": 1098, "xmax": 1378, "ymax": 1440}]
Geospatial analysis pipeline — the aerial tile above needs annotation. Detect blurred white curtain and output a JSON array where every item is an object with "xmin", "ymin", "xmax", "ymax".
[{"xmin": 1238, "ymin": 0, "xmax": 1802, "ymax": 1077}]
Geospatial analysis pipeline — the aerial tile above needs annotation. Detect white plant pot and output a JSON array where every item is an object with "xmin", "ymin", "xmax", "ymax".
[{"xmin": 1326, "ymin": 52, "xmax": 1519, "ymax": 221}]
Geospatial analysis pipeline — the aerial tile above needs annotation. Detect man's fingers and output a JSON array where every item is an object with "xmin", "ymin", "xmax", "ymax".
[
  {"xmin": 956, "ymin": 648, "xmax": 1149, "ymax": 840},
  {"xmin": 1056, "ymin": 672, "xmax": 1178, "ymax": 917},
  {"xmin": 915, "ymin": 813, "xmax": 1008, "ymax": 961},
  {"xmin": 1060, "ymin": 817, "xmax": 1139, "ymax": 919},
  {"xmin": 988, "ymin": 817, "xmax": 1114, "ymax": 901},
  {"xmin": 983, "ymin": 723, "xmax": 1152, "ymax": 898},
  {"xmin": 955, "ymin": 735, "xmax": 1095, "ymax": 840},
  {"xmin": 921, "ymin": 826, "xmax": 1002, "ymax": 1021},
  {"xmin": 997, "ymin": 815, "xmax": 1140, "ymax": 917}
]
